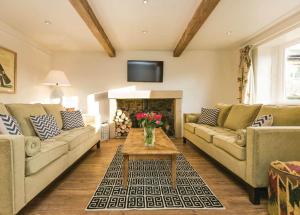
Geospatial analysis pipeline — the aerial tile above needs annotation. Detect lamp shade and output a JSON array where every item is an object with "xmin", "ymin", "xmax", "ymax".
[{"xmin": 43, "ymin": 70, "xmax": 71, "ymax": 86}]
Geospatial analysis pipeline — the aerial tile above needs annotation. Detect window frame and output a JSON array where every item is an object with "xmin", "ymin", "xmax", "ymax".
[{"xmin": 279, "ymin": 38, "xmax": 300, "ymax": 104}]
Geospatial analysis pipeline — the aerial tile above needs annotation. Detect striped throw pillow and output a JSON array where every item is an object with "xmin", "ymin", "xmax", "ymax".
[
  {"xmin": 61, "ymin": 110, "xmax": 84, "ymax": 130},
  {"xmin": 30, "ymin": 114, "xmax": 61, "ymax": 140},
  {"xmin": 198, "ymin": 108, "xmax": 220, "ymax": 126},
  {"xmin": 252, "ymin": 114, "xmax": 273, "ymax": 127},
  {"xmin": 0, "ymin": 114, "xmax": 22, "ymax": 135}
]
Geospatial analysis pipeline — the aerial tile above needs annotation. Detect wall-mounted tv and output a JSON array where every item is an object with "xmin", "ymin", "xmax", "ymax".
[{"xmin": 127, "ymin": 60, "xmax": 163, "ymax": 82}]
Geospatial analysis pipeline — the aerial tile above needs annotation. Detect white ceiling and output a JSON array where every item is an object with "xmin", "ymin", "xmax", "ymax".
[
  {"xmin": 89, "ymin": 0, "xmax": 199, "ymax": 51},
  {"xmin": 188, "ymin": 0, "xmax": 300, "ymax": 50},
  {"xmin": 0, "ymin": 0, "xmax": 102, "ymax": 51},
  {"xmin": 0, "ymin": 0, "xmax": 300, "ymax": 52}
]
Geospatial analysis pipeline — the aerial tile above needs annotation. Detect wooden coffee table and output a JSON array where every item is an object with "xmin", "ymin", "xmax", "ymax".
[{"xmin": 122, "ymin": 128, "xmax": 180, "ymax": 188}]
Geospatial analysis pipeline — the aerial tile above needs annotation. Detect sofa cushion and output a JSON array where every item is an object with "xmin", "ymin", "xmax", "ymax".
[
  {"xmin": 30, "ymin": 114, "xmax": 61, "ymax": 140},
  {"xmin": 0, "ymin": 114, "xmax": 22, "ymax": 135},
  {"xmin": 185, "ymin": 114, "xmax": 201, "ymax": 123},
  {"xmin": 61, "ymin": 110, "xmax": 85, "ymax": 130},
  {"xmin": 55, "ymin": 125, "xmax": 96, "ymax": 150},
  {"xmin": 213, "ymin": 134, "xmax": 246, "ymax": 161},
  {"xmin": 6, "ymin": 104, "xmax": 47, "ymax": 136},
  {"xmin": 224, "ymin": 104, "xmax": 262, "ymax": 130},
  {"xmin": 257, "ymin": 105, "xmax": 300, "ymax": 126},
  {"xmin": 198, "ymin": 107, "xmax": 219, "ymax": 126},
  {"xmin": 216, "ymin": 103, "xmax": 232, "ymax": 126},
  {"xmin": 184, "ymin": 123, "xmax": 197, "ymax": 133},
  {"xmin": 252, "ymin": 114, "xmax": 273, "ymax": 127},
  {"xmin": 43, "ymin": 104, "xmax": 65, "ymax": 129},
  {"xmin": 194, "ymin": 124, "xmax": 235, "ymax": 143},
  {"xmin": 24, "ymin": 136, "xmax": 41, "ymax": 157},
  {"xmin": 236, "ymin": 129, "xmax": 247, "ymax": 147},
  {"xmin": 0, "ymin": 103, "xmax": 10, "ymax": 115},
  {"xmin": 25, "ymin": 140, "xmax": 68, "ymax": 176}
]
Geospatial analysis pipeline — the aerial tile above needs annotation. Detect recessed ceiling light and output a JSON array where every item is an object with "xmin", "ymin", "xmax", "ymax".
[
  {"xmin": 226, "ymin": 31, "xmax": 232, "ymax": 36},
  {"xmin": 142, "ymin": 30, "xmax": 148, "ymax": 34},
  {"xmin": 143, "ymin": 0, "xmax": 148, "ymax": 4},
  {"xmin": 44, "ymin": 20, "xmax": 52, "ymax": 25}
]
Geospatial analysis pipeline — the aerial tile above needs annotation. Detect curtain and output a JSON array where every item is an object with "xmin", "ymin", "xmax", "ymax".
[
  {"xmin": 254, "ymin": 47, "xmax": 273, "ymax": 104},
  {"xmin": 237, "ymin": 45, "xmax": 255, "ymax": 104}
]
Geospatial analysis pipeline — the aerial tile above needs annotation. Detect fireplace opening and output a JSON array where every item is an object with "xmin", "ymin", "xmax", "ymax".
[{"xmin": 116, "ymin": 99, "xmax": 175, "ymax": 137}]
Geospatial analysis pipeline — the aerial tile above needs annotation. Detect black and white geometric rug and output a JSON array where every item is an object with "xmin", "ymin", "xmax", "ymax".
[{"xmin": 86, "ymin": 145, "xmax": 224, "ymax": 211}]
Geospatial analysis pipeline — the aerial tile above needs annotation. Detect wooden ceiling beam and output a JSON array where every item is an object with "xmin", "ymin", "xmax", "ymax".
[
  {"xmin": 69, "ymin": 0, "xmax": 116, "ymax": 57},
  {"xmin": 173, "ymin": 0, "xmax": 220, "ymax": 57}
]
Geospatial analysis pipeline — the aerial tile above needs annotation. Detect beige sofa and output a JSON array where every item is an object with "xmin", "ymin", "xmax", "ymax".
[
  {"xmin": 0, "ymin": 103, "xmax": 100, "ymax": 215},
  {"xmin": 183, "ymin": 104, "xmax": 300, "ymax": 204}
]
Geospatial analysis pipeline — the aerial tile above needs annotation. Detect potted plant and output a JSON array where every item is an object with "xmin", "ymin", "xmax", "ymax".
[{"xmin": 136, "ymin": 112, "xmax": 163, "ymax": 146}]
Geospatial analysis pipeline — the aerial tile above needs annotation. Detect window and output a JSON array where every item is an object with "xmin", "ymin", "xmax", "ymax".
[
  {"xmin": 284, "ymin": 43, "xmax": 300, "ymax": 100},
  {"xmin": 254, "ymin": 27, "xmax": 300, "ymax": 104}
]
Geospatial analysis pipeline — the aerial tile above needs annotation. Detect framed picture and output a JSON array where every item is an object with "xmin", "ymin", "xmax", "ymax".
[{"xmin": 0, "ymin": 47, "xmax": 17, "ymax": 93}]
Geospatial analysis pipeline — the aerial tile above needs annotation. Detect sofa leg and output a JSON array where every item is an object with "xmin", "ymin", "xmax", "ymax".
[
  {"xmin": 96, "ymin": 141, "xmax": 100, "ymax": 149},
  {"xmin": 183, "ymin": 137, "xmax": 187, "ymax": 144},
  {"xmin": 248, "ymin": 186, "xmax": 260, "ymax": 205}
]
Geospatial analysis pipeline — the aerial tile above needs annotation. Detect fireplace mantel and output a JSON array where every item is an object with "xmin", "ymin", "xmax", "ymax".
[{"xmin": 108, "ymin": 90, "xmax": 182, "ymax": 99}]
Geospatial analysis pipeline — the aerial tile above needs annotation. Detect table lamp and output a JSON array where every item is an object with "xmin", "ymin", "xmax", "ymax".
[{"xmin": 43, "ymin": 70, "xmax": 71, "ymax": 104}]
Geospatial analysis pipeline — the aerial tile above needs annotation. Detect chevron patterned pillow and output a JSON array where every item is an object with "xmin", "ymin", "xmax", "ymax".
[
  {"xmin": 30, "ymin": 114, "xmax": 61, "ymax": 140},
  {"xmin": 61, "ymin": 110, "xmax": 84, "ymax": 130},
  {"xmin": 198, "ymin": 107, "xmax": 220, "ymax": 126},
  {"xmin": 0, "ymin": 114, "xmax": 22, "ymax": 135},
  {"xmin": 252, "ymin": 114, "xmax": 273, "ymax": 127}
]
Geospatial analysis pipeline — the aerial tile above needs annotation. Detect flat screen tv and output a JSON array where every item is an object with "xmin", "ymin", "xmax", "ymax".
[{"xmin": 127, "ymin": 60, "xmax": 163, "ymax": 82}]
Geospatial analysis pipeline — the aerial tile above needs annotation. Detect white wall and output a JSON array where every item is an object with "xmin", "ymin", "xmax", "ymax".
[
  {"xmin": 0, "ymin": 20, "xmax": 238, "ymax": 111},
  {"xmin": 52, "ymin": 50, "xmax": 238, "ymax": 113},
  {"xmin": 0, "ymin": 21, "xmax": 51, "ymax": 104}
]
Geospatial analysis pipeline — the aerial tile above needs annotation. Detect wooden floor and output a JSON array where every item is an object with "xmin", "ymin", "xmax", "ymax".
[{"xmin": 21, "ymin": 138, "xmax": 268, "ymax": 215}]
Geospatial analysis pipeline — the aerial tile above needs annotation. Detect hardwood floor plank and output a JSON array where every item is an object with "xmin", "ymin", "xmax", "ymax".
[{"xmin": 21, "ymin": 138, "xmax": 268, "ymax": 214}]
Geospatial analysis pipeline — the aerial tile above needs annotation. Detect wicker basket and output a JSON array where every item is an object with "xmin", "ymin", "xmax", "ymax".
[{"xmin": 268, "ymin": 161, "xmax": 300, "ymax": 215}]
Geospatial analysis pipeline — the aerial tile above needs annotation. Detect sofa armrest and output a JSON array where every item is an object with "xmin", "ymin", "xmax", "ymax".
[
  {"xmin": 246, "ymin": 126, "xmax": 300, "ymax": 188},
  {"xmin": 183, "ymin": 113, "xmax": 201, "ymax": 123},
  {"xmin": 0, "ymin": 135, "xmax": 25, "ymax": 215}
]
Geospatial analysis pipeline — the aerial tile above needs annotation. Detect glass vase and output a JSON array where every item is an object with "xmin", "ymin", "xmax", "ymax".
[{"xmin": 144, "ymin": 126, "xmax": 155, "ymax": 147}]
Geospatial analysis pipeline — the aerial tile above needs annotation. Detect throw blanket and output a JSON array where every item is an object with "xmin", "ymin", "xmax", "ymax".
[
  {"xmin": 25, "ymin": 136, "xmax": 41, "ymax": 157},
  {"xmin": 236, "ymin": 129, "xmax": 247, "ymax": 147}
]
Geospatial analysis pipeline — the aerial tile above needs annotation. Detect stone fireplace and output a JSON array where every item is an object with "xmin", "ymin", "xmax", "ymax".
[
  {"xmin": 117, "ymin": 99, "xmax": 175, "ymax": 137},
  {"xmin": 94, "ymin": 90, "xmax": 182, "ymax": 138}
]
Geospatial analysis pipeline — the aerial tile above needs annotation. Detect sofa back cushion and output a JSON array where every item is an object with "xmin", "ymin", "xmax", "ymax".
[
  {"xmin": 224, "ymin": 104, "xmax": 262, "ymax": 130},
  {"xmin": 257, "ymin": 105, "xmax": 300, "ymax": 126},
  {"xmin": 42, "ymin": 104, "xmax": 65, "ymax": 129},
  {"xmin": 216, "ymin": 103, "xmax": 232, "ymax": 126},
  {"xmin": 5, "ymin": 104, "xmax": 47, "ymax": 136},
  {"xmin": 0, "ymin": 103, "xmax": 10, "ymax": 115}
]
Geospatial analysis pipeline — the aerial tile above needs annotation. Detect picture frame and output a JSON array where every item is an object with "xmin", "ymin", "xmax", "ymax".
[{"xmin": 0, "ymin": 47, "xmax": 17, "ymax": 94}]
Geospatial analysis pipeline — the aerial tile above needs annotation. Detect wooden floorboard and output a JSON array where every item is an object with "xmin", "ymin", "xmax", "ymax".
[{"xmin": 21, "ymin": 138, "xmax": 268, "ymax": 215}]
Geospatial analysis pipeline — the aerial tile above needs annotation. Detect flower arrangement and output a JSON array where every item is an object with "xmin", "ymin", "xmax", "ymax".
[
  {"xmin": 136, "ymin": 112, "xmax": 163, "ymax": 127},
  {"xmin": 136, "ymin": 112, "xmax": 163, "ymax": 146}
]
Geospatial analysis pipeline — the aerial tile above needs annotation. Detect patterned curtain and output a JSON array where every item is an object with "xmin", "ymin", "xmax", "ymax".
[{"xmin": 237, "ymin": 45, "xmax": 255, "ymax": 103}]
